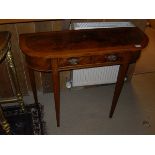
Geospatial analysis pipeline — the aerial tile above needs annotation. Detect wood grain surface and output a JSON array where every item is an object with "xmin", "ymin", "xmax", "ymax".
[{"xmin": 0, "ymin": 19, "xmax": 148, "ymax": 98}]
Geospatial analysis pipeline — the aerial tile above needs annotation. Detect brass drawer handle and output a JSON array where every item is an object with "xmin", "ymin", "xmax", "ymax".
[
  {"xmin": 68, "ymin": 58, "xmax": 79, "ymax": 65},
  {"xmin": 105, "ymin": 54, "xmax": 118, "ymax": 62}
]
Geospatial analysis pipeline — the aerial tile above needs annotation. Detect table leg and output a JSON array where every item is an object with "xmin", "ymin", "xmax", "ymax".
[
  {"xmin": 51, "ymin": 59, "xmax": 60, "ymax": 127},
  {"xmin": 28, "ymin": 68, "xmax": 44, "ymax": 134},
  {"xmin": 28, "ymin": 68, "xmax": 39, "ymax": 105},
  {"xmin": 109, "ymin": 63, "xmax": 129, "ymax": 118}
]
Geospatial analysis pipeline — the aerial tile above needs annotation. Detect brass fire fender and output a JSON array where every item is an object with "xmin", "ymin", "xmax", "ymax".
[{"xmin": 0, "ymin": 41, "xmax": 25, "ymax": 134}]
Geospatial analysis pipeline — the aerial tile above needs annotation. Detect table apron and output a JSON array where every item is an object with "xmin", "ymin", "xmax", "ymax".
[{"xmin": 25, "ymin": 52, "xmax": 134, "ymax": 72}]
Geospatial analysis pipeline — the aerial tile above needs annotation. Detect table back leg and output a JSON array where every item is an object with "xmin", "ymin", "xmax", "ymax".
[
  {"xmin": 28, "ymin": 68, "xmax": 44, "ymax": 134},
  {"xmin": 51, "ymin": 59, "xmax": 60, "ymax": 127},
  {"xmin": 28, "ymin": 68, "xmax": 39, "ymax": 104}
]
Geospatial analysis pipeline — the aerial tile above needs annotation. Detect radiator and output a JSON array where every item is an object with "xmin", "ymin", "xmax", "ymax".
[
  {"xmin": 67, "ymin": 22, "xmax": 135, "ymax": 88},
  {"xmin": 72, "ymin": 66, "xmax": 120, "ymax": 87}
]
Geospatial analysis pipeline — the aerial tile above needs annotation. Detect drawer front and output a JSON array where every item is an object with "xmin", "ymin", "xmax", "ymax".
[
  {"xmin": 59, "ymin": 56, "xmax": 91, "ymax": 67},
  {"xmin": 59, "ymin": 53, "xmax": 130, "ymax": 69}
]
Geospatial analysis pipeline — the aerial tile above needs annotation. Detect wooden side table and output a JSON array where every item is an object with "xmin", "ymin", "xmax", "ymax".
[
  {"xmin": 0, "ymin": 31, "xmax": 25, "ymax": 134},
  {"xmin": 19, "ymin": 27, "xmax": 148, "ymax": 127}
]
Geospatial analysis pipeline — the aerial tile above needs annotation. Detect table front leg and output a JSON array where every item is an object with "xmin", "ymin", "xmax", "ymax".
[
  {"xmin": 51, "ymin": 59, "xmax": 60, "ymax": 127},
  {"xmin": 109, "ymin": 63, "xmax": 129, "ymax": 118}
]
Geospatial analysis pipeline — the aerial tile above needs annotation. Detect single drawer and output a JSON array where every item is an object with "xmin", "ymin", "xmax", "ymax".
[{"xmin": 59, "ymin": 56, "xmax": 91, "ymax": 67}]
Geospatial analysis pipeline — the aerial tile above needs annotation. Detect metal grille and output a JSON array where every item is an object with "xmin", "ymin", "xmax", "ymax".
[{"xmin": 72, "ymin": 66, "xmax": 120, "ymax": 87}]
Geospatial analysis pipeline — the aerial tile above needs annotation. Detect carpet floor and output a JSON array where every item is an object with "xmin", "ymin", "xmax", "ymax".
[
  {"xmin": 0, "ymin": 104, "xmax": 45, "ymax": 135},
  {"xmin": 24, "ymin": 72, "xmax": 155, "ymax": 135}
]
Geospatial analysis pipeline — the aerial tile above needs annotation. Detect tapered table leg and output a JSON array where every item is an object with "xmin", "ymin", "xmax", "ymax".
[
  {"xmin": 51, "ymin": 59, "xmax": 60, "ymax": 127},
  {"xmin": 28, "ymin": 68, "xmax": 39, "ymax": 105},
  {"xmin": 109, "ymin": 63, "xmax": 129, "ymax": 118},
  {"xmin": 28, "ymin": 67, "xmax": 44, "ymax": 134}
]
